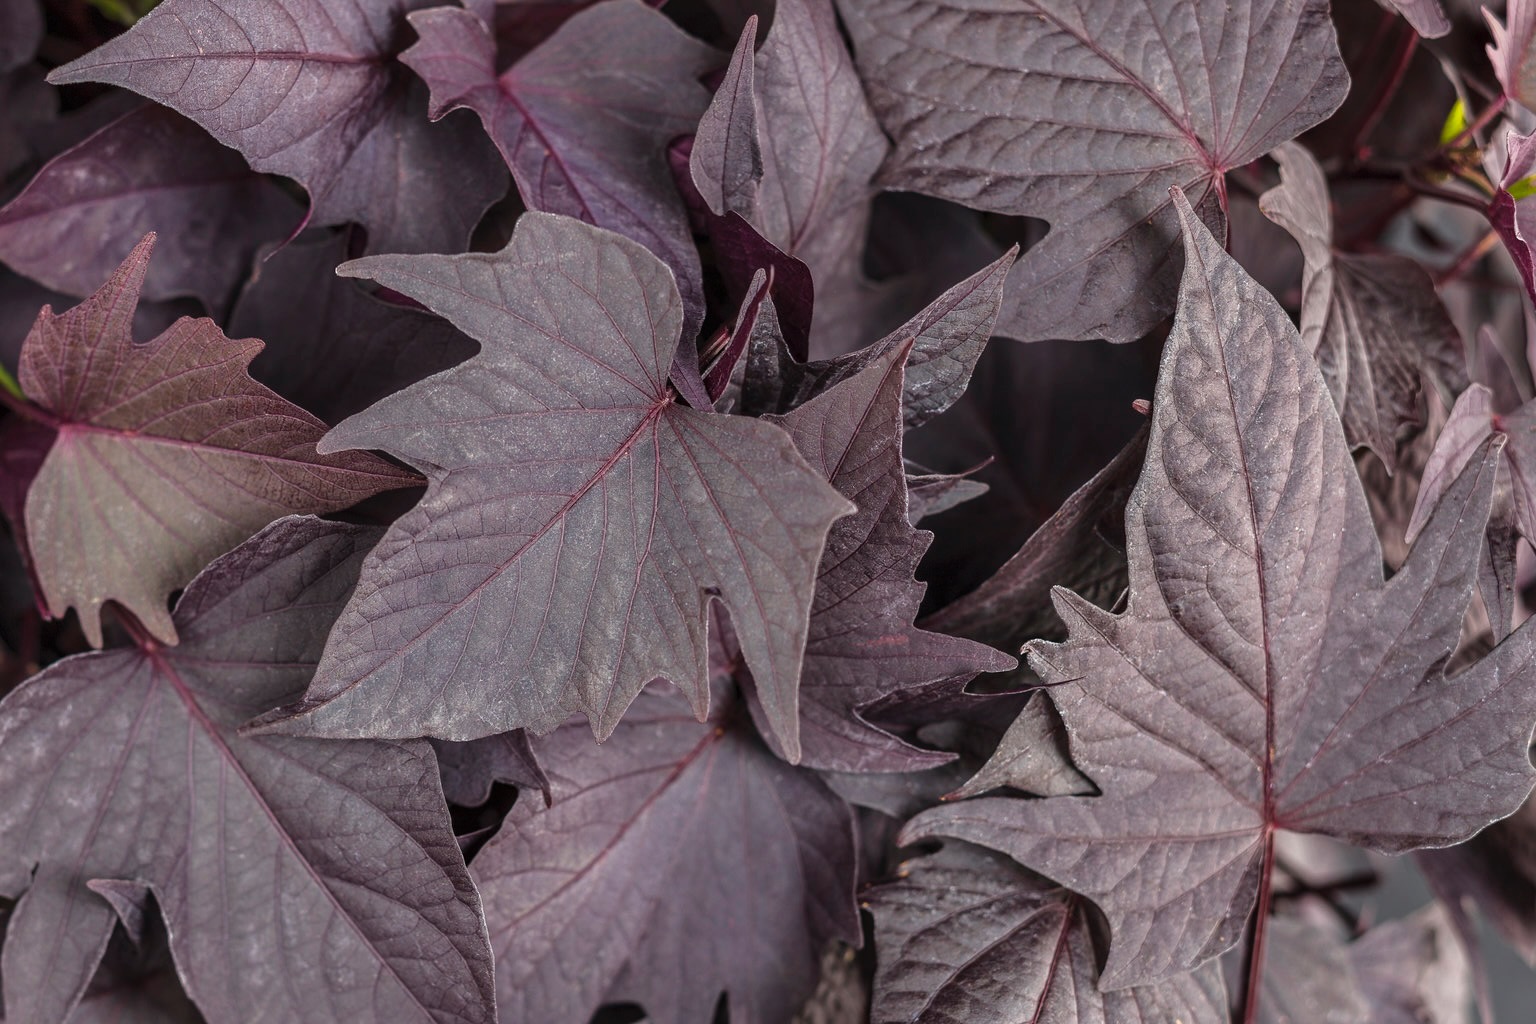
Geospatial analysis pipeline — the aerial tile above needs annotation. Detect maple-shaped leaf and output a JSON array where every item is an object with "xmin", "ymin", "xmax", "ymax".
[
  {"xmin": 1258, "ymin": 141, "xmax": 1465, "ymax": 471},
  {"xmin": 228, "ymin": 230, "xmax": 477, "ymax": 424},
  {"xmin": 12, "ymin": 235, "xmax": 416, "ymax": 646},
  {"xmin": 905, "ymin": 192, "xmax": 1536, "ymax": 989},
  {"xmin": 471, "ymin": 672, "xmax": 859, "ymax": 1024},
  {"xmin": 689, "ymin": 0, "xmax": 891, "ymax": 350},
  {"xmin": 262, "ymin": 212, "xmax": 852, "ymax": 757},
  {"xmin": 866, "ymin": 842, "xmax": 1228, "ymax": 1024},
  {"xmin": 47, "ymin": 0, "xmax": 507, "ymax": 255},
  {"xmin": 0, "ymin": 517, "xmax": 495, "ymax": 1024},
  {"xmin": 400, "ymin": 0, "xmax": 715, "ymax": 332},
  {"xmin": 836, "ymin": 0, "xmax": 1348, "ymax": 343},
  {"xmin": 0, "ymin": 103, "xmax": 302, "ymax": 310},
  {"xmin": 738, "ymin": 341, "xmax": 1014, "ymax": 772}
]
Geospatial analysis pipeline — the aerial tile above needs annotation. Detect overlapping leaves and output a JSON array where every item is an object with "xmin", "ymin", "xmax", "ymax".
[{"xmin": 908, "ymin": 193, "xmax": 1536, "ymax": 989}]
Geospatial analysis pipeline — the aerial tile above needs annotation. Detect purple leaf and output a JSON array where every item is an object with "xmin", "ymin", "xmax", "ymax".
[
  {"xmin": 15, "ymin": 235, "xmax": 418, "ymax": 646},
  {"xmin": 1490, "ymin": 0, "xmax": 1536, "ymax": 110},
  {"xmin": 866, "ymin": 842, "xmax": 1228, "ymax": 1024},
  {"xmin": 1489, "ymin": 130, "xmax": 1536, "ymax": 307},
  {"xmin": 400, "ymin": 0, "xmax": 715, "ymax": 334},
  {"xmin": 946, "ymin": 693, "xmax": 1095, "ymax": 800},
  {"xmin": 905, "ymin": 466, "xmax": 987, "ymax": 525},
  {"xmin": 70, "ymin": 899, "xmax": 203, "ymax": 1024},
  {"xmin": 431, "ymin": 730, "xmax": 549, "ymax": 807},
  {"xmin": 748, "ymin": 341, "xmax": 1014, "ymax": 772},
  {"xmin": 471, "ymin": 677, "xmax": 859, "ymax": 1024},
  {"xmin": 743, "ymin": 248, "xmax": 1017, "ymax": 432},
  {"xmin": 921, "ymin": 426, "xmax": 1146, "ymax": 689},
  {"xmin": 690, "ymin": 17, "xmax": 762, "ymax": 221},
  {"xmin": 229, "ymin": 230, "xmax": 478, "ymax": 424},
  {"xmin": 1259, "ymin": 141, "xmax": 1465, "ymax": 472},
  {"xmin": 905, "ymin": 192, "xmax": 1536, "ymax": 989},
  {"xmin": 0, "ymin": 517, "xmax": 495, "ymax": 1024},
  {"xmin": 1386, "ymin": 0, "xmax": 1449, "ymax": 39},
  {"xmin": 0, "ymin": 103, "xmax": 303, "ymax": 310},
  {"xmin": 47, "ymin": 0, "xmax": 508, "ymax": 255},
  {"xmin": 690, "ymin": 0, "xmax": 890, "ymax": 351},
  {"xmin": 262, "ymin": 213, "xmax": 852, "ymax": 758},
  {"xmin": 837, "ymin": 0, "xmax": 1349, "ymax": 343}
]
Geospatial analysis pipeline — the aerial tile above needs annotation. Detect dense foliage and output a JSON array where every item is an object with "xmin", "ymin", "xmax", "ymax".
[{"xmin": 4, "ymin": 0, "xmax": 1536, "ymax": 1021}]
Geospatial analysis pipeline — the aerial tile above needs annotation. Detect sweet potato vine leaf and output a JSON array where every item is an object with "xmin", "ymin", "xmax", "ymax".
[
  {"xmin": 401, "ymin": 0, "xmax": 715, "ymax": 334},
  {"xmin": 746, "ymin": 339, "xmax": 1014, "ymax": 772},
  {"xmin": 0, "ymin": 517, "xmax": 495, "ymax": 1024},
  {"xmin": 470, "ymin": 665, "xmax": 859, "ymax": 1024},
  {"xmin": 836, "ymin": 0, "xmax": 1349, "ymax": 343},
  {"xmin": 47, "ymin": 0, "xmax": 507, "ymax": 255},
  {"xmin": 0, "ymin": 103, "xmax": 303, "ymax": 312},
  {"xmin": 905, "ymin": 191, "xmax": 1536, "ymax": 991},
  {"xmin": 263, "ymin": 212, "xmax": 853, "ymax": 759},
  {"xmin": 1258, "ymin": 141, "xmax": 1465, "ymax": 472},
  {"xmin": 12, "ymin": 235, "xmax": 417, "ymax": 647},
  {"xmin": 867, "ymin": 841, "xmax": 1228, "ymax": 1024}
]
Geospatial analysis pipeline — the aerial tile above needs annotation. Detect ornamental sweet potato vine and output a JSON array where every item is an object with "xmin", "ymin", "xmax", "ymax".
[{"xmin": 4, "ymin": 0, "xmax": 1536, "ymax": 1022}]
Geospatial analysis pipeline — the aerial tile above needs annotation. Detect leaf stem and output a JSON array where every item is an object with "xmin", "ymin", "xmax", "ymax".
[
  {"xmin": 1444, "ymin": 95, "xmax": 1509, "ymax": 153},
  {"xmin": 1434, "ymin": 229, "xmax": 1501, "ymax": 286},
  {"xmin": 1350, "ymin": 25, "xmax": 1418, "ymax": 160},
  {"xmin": 0, "ymin": 385, "xmax": 57, "ymax": 428},
  {"xmin": 1238, "ymin": 829, "xmax": 1277, "ymax": 1024}
]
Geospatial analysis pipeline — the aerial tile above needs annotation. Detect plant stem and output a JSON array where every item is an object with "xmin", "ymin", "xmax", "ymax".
[
  {"xmin": 0, "ymin": 386, "xmax": 57, "ymax": 428},
  {"xmin": 1238, "ymin": 830, "xmax": 1277, "ymax": 1024},
  {"xmin": 1351, "ymin": 26, "xmax": 1418, "ymax": 160},
  {"xmin": 1434, "ymin": 229, "xmax": 1501, "ymax": 286}
]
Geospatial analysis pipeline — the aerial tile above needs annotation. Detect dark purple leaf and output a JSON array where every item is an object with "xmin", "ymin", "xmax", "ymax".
[
  {"xmin": 867, "ymin": 842, "xmax": 1227, "ymax": 1024},
  {"xmin": 1489, "ymin": 130, "xmax": 1536, "ymax": 307},
  {"xmin": 0, "ymin": 104, "xmax": 303, "ymax": 310},
  {"xmin": 431, "ymin": 730, "xmax": 549, "ymax": 807},
  {"xmin": 905, "ymin": 192, "xmax": 1536, "ymax": 989},
  {"xmin": 905, "ymin": 467, "xmax": 987, "ymax": 525},
  {"xmin": 400, "ymin": 0, "xmax": 714, "ymax": 334},
  {"xmin": 690, "ymin": 0, "xmax": 889, "ymax": 351},
  {"xmin": 690, "ymin": 17, "xmax": 762, "ymax": 221},
  {"xmin": 229, "ymin": 230, "xmax": 478, "ymax": 424},
  {"xmin": 921, "ymin": 426, "xmax": 1145, "ymax": 690},
  {"xmin": 743, "ymin": 248, "xmax": 1017, "ymax": 432},
  {"xmin": 746, "ymin": 340, "xmax": 1013, "ymax": 772},
  {"xmin": 47, "ymin": 0, "xmax": 508, "ymax": 255},
  {"xmin": 261, "ymin": 213, "xmax": 851, "ymax": 758},
  {"xmin": 1258, "ymin": 141, "xmax": 1465, "ymax": 472},
  {"xmin": 471, "ymin": 678, "xmax": 859, "ymax": 1024},
  {"xmin": 0, "ymin": 68, "xmax": 57, "ymax": 185},
  {"xmin": 12, "ymin": 236, "xmax": 416, "ymax": 646},
  {"xmin": 837, "ymin": 0, "xmax": 1349, "ymax": 343},
  {"xmin": 0, "ymin": 0, "xmax": 41, "ymax": 73},
  {"xmin": 0, "ymin": 517, "xmax": 495, "ymax": 1024},
  {"xmin": 946, "ymin": 693, "xmax": 1095, "ymax": 801}
]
